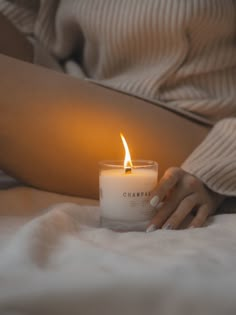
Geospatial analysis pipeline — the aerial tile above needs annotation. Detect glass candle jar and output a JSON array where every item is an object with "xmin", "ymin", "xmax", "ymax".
[{"xmin": 99, "ymin": 160, "xmax": 158, "ymax": 231}]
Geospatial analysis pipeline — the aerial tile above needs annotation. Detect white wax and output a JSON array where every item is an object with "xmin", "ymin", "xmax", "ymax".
[{"xmin": 99, "ymin": 168, "xmax": 157, "ymax": 221}]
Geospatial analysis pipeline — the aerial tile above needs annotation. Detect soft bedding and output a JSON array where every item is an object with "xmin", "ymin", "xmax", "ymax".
[{"xmin": 1, "ymin": 175, "xmax": 236, "ymax": 315}]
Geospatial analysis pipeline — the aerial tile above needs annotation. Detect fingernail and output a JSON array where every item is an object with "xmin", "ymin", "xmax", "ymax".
[
  {"xmin": 189, "ymin": 226, "xmax": 195, "ymax": 229},
  {"xmin": 162, "ymin": 223, "xmax": 172, "ymax": 230},
  {"xmin": 146, "ymin": 224, "xmax": 156, "ymax": 233},
  {"xmin": 150, "ymin": 195, "xmax": 159, "ymax": 207}
]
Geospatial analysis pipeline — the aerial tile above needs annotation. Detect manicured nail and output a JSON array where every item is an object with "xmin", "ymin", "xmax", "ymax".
[
  {"xmin": 150, "ymin": 195, "xmax": 159, "ymax": 207},
  {"xmin": 146, "ymin": 224, "xmax": 156, "ymax": 233},
  {"xmin": 162, "ymin": 223, "xmax": 172, "ymax": 230}
]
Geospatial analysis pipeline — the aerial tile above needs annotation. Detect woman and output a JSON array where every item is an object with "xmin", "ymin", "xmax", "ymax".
[{"xmin": 0, "ymin": 0, "xmax": 235, "ymax": 231}]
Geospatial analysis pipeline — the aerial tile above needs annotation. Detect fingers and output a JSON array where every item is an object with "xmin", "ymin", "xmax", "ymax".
[
  {"xmin": 188, "ymin": 204, "xmax": 209, "ymax": 228},
  {"xmin": 148, "ymin": 199, "xmax": 178, "ymax": 230},
  {"xmin": 162, "ymin": 194, "xmax": 198, "ymax": 230},
  {"xmin": 148, "ymin": 184, "xmax": 187, "ymax": 230},
  {"xmin": 150, "ymin": 167, "xmax": 183, "ymax": 207},
  {"xmin": 148, "ymin": 193, "xmax": 198, "ymax": 231},
  {"xmin": 147, "ymin": 167, "xmax": 212, "ymax": 232},
  {"xmin": 146, "ymin": 202, "xmax": 209, "ymax": 232}
]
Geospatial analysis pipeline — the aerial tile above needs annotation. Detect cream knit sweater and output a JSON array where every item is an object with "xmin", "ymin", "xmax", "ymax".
[{"xmin": 1, "ymin": 0, "xmax": 236, "ymax": 198}]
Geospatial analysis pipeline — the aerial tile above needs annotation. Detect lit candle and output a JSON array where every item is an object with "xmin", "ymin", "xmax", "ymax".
[{"xmin": 99, "ymin": 134, "xmax": 158, "ymax": 231}]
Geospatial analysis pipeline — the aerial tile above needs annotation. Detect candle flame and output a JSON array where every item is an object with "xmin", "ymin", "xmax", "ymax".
[{"xmin": 120, "ymin": 133, "xmax": 133, "ymax": 173}]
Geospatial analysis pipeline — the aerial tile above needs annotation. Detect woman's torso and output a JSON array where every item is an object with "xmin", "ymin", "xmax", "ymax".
[
  {"xmin": 1, "ymin": 0, "xmax": 236, "ymax": 122},
  {"xmin": 56, "ymin": 0, "xmax": 236, "ymax": 122}
]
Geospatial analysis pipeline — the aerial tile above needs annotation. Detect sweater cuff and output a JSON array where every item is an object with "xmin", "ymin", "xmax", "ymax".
[{"xmin": 182, "ymin": 118, "xmax": 236, "ymax": 197}]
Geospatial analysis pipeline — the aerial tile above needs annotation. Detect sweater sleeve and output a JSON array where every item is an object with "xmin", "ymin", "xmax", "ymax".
[
  {"xmin": 0, "ymin": 0, "xmax": 84, "ymax": 64},
  {"xmin": 181, "ymin": 118, "xmax": 236, "ymax": 197}
]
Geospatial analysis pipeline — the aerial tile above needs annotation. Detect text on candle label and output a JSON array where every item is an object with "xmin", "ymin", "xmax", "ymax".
[{"xmin": 122, "ymin": 192, "xmax": 151, "ymax": 198}]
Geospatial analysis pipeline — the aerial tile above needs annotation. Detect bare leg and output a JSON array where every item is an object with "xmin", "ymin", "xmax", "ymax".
[
  {"xmin": 0, "ymin": 15, "xmax": 210, "ymax": 199},
  {"xmin": 0, "ymin": 54, "xmax": 209, "ymax": 199}
]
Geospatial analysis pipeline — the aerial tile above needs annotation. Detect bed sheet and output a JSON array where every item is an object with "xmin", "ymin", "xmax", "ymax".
[{"xmin": 1, "ymin": 183, "xmax": 236, "ymax": 315}]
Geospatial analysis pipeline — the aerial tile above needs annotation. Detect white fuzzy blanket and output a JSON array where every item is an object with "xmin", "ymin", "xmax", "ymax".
[{"xmin": 1, "ymin": 187, "xmax": 236, "ymax": 315}]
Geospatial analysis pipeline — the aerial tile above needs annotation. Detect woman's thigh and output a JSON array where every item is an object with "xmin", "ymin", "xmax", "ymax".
[{"xmin": 0, "ymin": 55, "xmax": 210, "ymax": 198}]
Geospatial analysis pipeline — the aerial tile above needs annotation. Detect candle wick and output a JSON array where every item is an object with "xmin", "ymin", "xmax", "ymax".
[{"xmin": 125, "ymin": 167, "xmax": 132, "ymax": 174}]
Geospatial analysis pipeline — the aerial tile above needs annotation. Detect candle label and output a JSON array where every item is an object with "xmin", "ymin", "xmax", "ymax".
[
  {"xmin": 122, "ymin": 192, "xmax": 151, "ymax": 198},
  {"xmin": 100, "ymin": 189, "xmax": 151, "ymax": 199},
  {"xmin": 99, "ymin": 168, "xmax": 157, "ymax": 221},
  {"xmin": 100, "ymin": 190, "xmax": 151, "ymax": 199},
  {"xmin": 100, "ymin": 188, "xmax": 155, "ymax": 221}
]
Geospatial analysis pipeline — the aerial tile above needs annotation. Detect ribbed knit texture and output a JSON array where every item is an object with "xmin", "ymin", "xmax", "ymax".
[
  {"xmin": 182, "ymin": 118, "xmax": 236, "ymax": 196},
  {"xmin": 1, "ymin": 0, "xmax": 236, "ymax": 197}
]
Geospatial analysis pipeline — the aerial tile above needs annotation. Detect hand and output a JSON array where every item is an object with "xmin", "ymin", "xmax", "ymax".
[{"xmin": 146, "ymin": 167, "xmax": 224, "ymax": 232}]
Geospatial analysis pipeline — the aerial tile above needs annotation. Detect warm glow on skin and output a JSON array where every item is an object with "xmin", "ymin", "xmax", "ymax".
[
  {"xmin": 0, "ymin": 54, "xmax": 209, "ymax": 200},
  {"xmin": 120, "ymin": 133, "xmax": 133, "ymax": 172}
]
